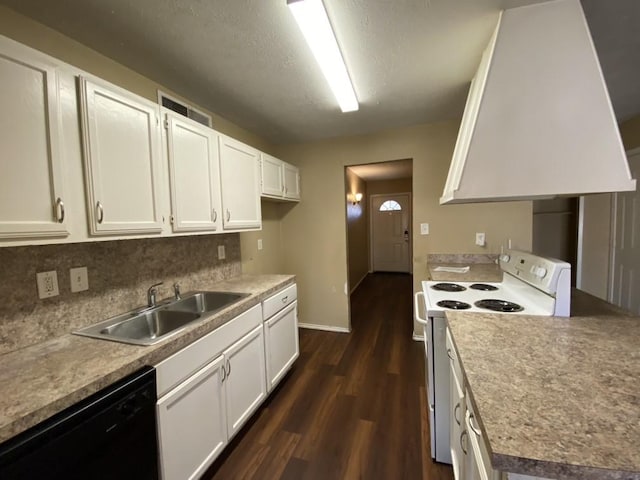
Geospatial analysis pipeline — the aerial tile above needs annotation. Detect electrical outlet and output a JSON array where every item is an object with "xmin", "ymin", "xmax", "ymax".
[
  {"xmin": 36, "ymin": 270, "xmax": 59, "ymax": 299},
  {"xmin": 420, "ymin": 223, "xmax": 429, "ymax": 235},
  {"xmin": 475, "ymin": 232, "xmax": 486, "ymax": 246},
  {"xmin": 257, "ymin": 239, "xmax": 263, "ymax": 251},
  {"xmin": 70, "ymin": 267, "xmax": 89, "ymax": 293},
  {"xmin": 217, "ymin": 245, "xmax": 226, "ymax": 260}
]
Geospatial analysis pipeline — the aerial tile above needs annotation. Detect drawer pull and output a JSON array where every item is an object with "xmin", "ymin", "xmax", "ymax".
[
  {"xmin": 454, "ymin": 402, "xmax": 461, "ymax": 426},
  {"xmin": 446, "ymin": 348, "xmax": 454, "ymax": 360},
  {"xmin": 281, "ymin": 295, "xmax": 288, "ymax": 303},
  {"xmin": 55, "ymin": 197, "xmax": 65, "ymax": 223},
  {"xmin": 460, "ymin": 430, "xmax": 468, "ymax": 455},
  {"xmin": 469, "ymin": 413, "xmax": 482, "ymax": 436}
]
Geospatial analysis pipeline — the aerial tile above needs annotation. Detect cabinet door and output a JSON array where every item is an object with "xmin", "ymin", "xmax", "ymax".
[
  {"xmin": 218, "ymin": 135, "xmax": 261, "ymax": 230},
  {"xmin": 283, "ymin": 162, "xmax": 301, "ymax": 201},
  {"xmin": 261, "ymin": 153, "xmax": 284, "ymax": 198},
  {"xmin": 265, "ymin": 302, "xmax": 299, "ymax": 391},
  {"xmin": 0, "ymin": 41, "xmax": 68, "ymax": 238},
  {"xmin": 157, "ymin": 355, "xmax": 227, "ymax": 480},
  {"xmin": 450, "ymin": 363, "xmax": 465, "ymax": 480},
  {"xmin": 166, "ymin": 114, "xmax": 221, "ymax": 232},
  {"xmin": 223, "ymin": 324, "xmax": 267, "ymax": 439},
  {"xmin": 79, "ymin": 77, "xmax": 163, "ymax": 235}
]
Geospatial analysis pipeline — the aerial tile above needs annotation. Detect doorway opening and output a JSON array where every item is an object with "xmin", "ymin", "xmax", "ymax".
[{"xmin": 344, "ymin": 159, "xmax": 413, "ymax": 303}]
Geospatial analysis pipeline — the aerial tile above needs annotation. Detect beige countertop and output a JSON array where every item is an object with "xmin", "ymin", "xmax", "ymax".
[
  {"xmin": 428, "ymin": 262, "xmax": 503, "ymax": 283},
  {"xmin": 0, "ymin": 274, "xmax": 295, "ymax": 444},
  {"xmin": 446, "ymin": 289, "xmax": 640, "ymax": 480}
]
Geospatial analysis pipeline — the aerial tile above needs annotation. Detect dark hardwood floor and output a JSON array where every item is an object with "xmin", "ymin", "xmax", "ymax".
[{"xmin": 205, "ymin": 273, "xmax": 453, "ymax": 480}]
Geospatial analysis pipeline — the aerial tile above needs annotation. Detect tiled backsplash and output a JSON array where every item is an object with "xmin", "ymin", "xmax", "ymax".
[
  {"xmin": 0, "ymin": 234, "xmax": 241, "ymax": 355},
  {"xmin": 427, "ymin": 253, "xmax": 499, "ymax": 264}
]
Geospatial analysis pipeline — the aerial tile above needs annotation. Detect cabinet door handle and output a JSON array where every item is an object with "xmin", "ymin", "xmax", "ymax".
[
  {"xmin": 469, "ymin": 413, "xmax": 482, "ymax": 436},
  {"xmin": 212, "ymin": 208, "xmax": 218, "ymax": 222},
  {"xmin": 226, "ymin": 359, "xmax": 231, "ymax": 377},
  {"xmin": 221, "ymin": 362, "xmax": 226, "ymax": 382},
  {"xmin": 460, "ymin": 430, "xmax": 468, "ymax": 455},
  {"xmin": 454, "ymin": 402, "xmax": 461, "ymax": 426},
  {"xmin": 447, "ymin": 348, "xmax": 454, "ymax": 360},
  {"xmin": 226, "ymin": 209, "xmax": 231, "ymax": 222},
  {"xmin": 55, "ymin": 197, "xmax": 65, "ymax": 223},
  {"xmin": 96, "ymin": 201, "xmax": 104, "ymax": 224},
  {"xmin": 281, "ymin": 295, "xmax": 288, "ymax": 303}
]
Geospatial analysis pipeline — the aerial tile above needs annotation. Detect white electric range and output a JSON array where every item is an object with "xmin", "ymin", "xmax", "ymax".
[{"xmin": 414, "ymin": 250, "xmax": 571, "ymax": 464}]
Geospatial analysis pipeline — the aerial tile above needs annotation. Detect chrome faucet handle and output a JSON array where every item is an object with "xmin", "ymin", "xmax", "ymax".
[
  {"xmin": 173, "ymin": 282, "xmax": 181, "ymax": 300},
  {"xmin": 147, "ymin": 282, "xmax": 163, "ymax": 307}
]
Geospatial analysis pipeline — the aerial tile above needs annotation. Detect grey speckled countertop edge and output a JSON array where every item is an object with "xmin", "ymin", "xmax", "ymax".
[{"xmin": 0, "ymin": 274, "xmax": 295, "ymax": 444}]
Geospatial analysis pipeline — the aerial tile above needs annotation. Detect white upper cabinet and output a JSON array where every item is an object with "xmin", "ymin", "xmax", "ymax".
[
  {"xmin": 261, "ymin": 153, "xmax": 284, "ymax": 198},
  {"xmin": 0, "ymin": 40, "xmax": 68, "ymax": 239},
  {"xmin": 165, "ymin": 113, "xmax": 222, "ymax": 232},
  {"xmin": 260, "ymin": 153, "xmax": 300, "ymax": 202},
  {"xmin": 283, "ymin": 162, "xmax": 301, "ymax": 201},
  {"xmin": 79, "ymin": 76, "xmax": 163, "ymax": 235},
  {"xmin": 218, "ymin": 135, "xmax": 261, "ymax": 230}
]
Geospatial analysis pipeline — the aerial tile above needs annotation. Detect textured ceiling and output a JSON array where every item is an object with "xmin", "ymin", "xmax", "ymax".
[{"xmin": 1, "ymin": 0, "xmax": 638, "ymax": 144}]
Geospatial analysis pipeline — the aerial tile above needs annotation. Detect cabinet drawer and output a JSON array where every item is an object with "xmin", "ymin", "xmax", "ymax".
[
  {"xmin": 466, "ymin": 391, "xmax": 499, "ymax": 480},
  {"xmin": 262, "ymin": 284, "xmax": 297, "ymax": 320},
  {"xmin": 446, "ymin": 327, "xmax": 463, "ymax": 382},
  {"xmin": 156, "ymin": 304, "xmax": 261, "ymax": 397}
]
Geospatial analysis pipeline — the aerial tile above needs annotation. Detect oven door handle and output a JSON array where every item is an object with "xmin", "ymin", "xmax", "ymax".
[{"xmin": 414, "ymin": 291, "xmax": 429, "ymax": 326}]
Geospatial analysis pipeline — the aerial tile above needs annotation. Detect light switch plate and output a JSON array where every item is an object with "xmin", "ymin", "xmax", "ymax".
[
  {"xmin": 475, "ymin": 232, "xmax": 486, "ymax": 246},
  {"xmin": 420, "ymin": 223, "xmax": 429, "ymax": 235},
  {"xmin": 217, "ymin": 245, "xmax": 226, "ymax": 260},
  {"xmin": 36, "ymin": 270, "xmax": 59, "ymax": 299},
  {"xmin": 70, "ymin": 267, "xmax": 89, "ymax": 293},
  {"xmin": 257, "ymin": 239, "xmax": 263, "ymax": 251}
]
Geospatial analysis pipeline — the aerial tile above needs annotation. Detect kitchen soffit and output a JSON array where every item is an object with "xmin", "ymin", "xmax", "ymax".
[{"xmin": 1, "ymin": 0, "xmax": 638, "ymax": 144}]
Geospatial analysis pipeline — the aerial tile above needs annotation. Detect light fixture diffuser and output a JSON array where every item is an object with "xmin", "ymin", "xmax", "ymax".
[{"xmin": 287, "ymin": 0, "xmax": 359, "ymax": 112}]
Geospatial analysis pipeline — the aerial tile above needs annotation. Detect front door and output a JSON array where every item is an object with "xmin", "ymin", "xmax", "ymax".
[
  {"xmin": 611, "ymin": 150, "xmax": 640, "ymax": 313},
  {"xmin": 371, "ymin": 193, "xmax": 411, "ymax": 272}
]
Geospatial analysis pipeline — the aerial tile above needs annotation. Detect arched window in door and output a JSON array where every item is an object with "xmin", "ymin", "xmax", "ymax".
[{"xmin": 379, "ymin": 200, "xmax": 402, "ymax": 211}]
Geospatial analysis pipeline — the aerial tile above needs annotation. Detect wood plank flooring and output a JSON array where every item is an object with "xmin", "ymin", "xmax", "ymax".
[{"xmin": 205, "ymin": 273, "xmax": 453, "ymax": 480}]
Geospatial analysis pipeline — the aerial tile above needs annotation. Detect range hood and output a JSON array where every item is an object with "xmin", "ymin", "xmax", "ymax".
[{"xmin": 440, "ymin": 0, "xmax": 636, "ymax": 205}]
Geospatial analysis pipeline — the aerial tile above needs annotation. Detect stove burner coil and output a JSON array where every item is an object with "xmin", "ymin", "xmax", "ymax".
[
  {"xmin": 436, "ymin": 300, "xmax": 472, "ymax": 310},
  {"xmin": 431, "ymin": 283, "xmax": 466, "ymax": 292},
  {"xmin": 475, "ymin": 299, "xmax": 524, "ymax": 312},
  {"xmin": 469, "ymin": 283, "xmax": 498, "ymax": 291}
]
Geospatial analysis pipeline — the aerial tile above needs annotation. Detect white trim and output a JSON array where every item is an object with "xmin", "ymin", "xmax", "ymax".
[
  {"xmin": 298, "ymin": 323, "xmax": 350, "ymax": 333},
  {"xmin": 608, "ymin": 192, "xmax": 618, "ymax": 303},
  {"xmin": 349, "ymin": 272, "xmax": 368, "ymax": 294},
  {"xmin": 369, "ymin": 192, "xmax": 413, "ymax": 273},
  {"xmin": 412, "ymin": 333, "xmax": 424, "ymax": 341},
  {"xmin": 576, "ymin": 196, "xmax": 585, "ymax": 289}
]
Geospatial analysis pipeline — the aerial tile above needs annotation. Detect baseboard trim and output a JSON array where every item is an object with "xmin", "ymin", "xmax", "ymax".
[
  {"xmin": 350, "ymin": 273, "xmax": 368, "ymax": 294},
  {"xmin": 412, "ymin": 333, "xmax": 424, "ymax": 341},
  {"xmin": 298, "ymin": 323, "xmax": 351, "ymax": 333}
]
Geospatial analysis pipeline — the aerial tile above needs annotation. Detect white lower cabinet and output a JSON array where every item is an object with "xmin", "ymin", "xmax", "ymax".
[
  {"xmin": 264, "ymin": 302, "xmax": 299, "ymax": 390},
  {"xmin": 448, "ymin": 329, "xmax": 466, "ymax": 480},
  {"xmin": 155, "ymin": 286, "xmax": 299, "ymax": 480},
  {"xmin": 156, "ymin": 355, "xmax": 227, "ymax": 480},
  {"xmin": 223, "ymin": 324, "xmax": 267, "ymax": 439},
  {"xmin": 262, "ymin": 284, "xmax": 299, "ymax": 391}
]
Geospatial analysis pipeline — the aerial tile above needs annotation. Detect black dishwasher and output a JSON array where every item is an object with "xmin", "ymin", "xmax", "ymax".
[{"xmin": 0, "ymin": 366, "xmax": 158, "ymax": 480}]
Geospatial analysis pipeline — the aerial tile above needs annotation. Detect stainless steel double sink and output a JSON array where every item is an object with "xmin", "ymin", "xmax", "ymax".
[{"xmin": 74, "ymin": 291, "xmax": 249, "ymax": 346}]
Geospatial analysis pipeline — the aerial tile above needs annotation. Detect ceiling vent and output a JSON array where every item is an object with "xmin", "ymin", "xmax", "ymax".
[{"xmin": 158, "ymin": 92, "xmax": 212, "ymax": 128}]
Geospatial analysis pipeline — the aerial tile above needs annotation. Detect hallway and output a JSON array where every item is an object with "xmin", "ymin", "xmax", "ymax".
[{"xmin": 207, "ymin": 273, "xmax": 454, "ymax": 479}]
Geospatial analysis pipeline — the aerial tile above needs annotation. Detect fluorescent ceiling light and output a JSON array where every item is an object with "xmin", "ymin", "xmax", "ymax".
[{"xmin": 287, "ymin": 0, "xmax": 359, "ymax": 112}]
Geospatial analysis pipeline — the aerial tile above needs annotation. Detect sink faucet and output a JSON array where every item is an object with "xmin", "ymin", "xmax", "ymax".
[
  {"xmin": 173, "ymin": 282, "xmax": 181, "ymax": 300},
  {"xmin": 147, "ymin": 282, "xmax": 163, "ymax": 307}
]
